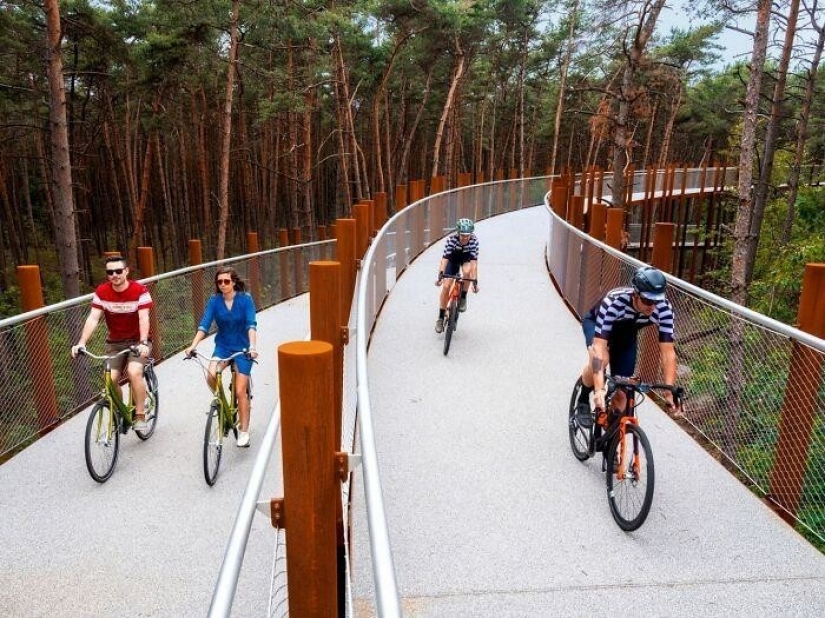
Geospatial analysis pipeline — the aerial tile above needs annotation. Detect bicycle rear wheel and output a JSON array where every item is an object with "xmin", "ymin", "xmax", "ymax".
[
  {"xmin": 85, "ymin": 402, "xmax": 120, "ymax": 483},
  {"xmin": 568, "ymin": 378, "xmax": 592, "ymax": 461},
  {"xmin": 203, "ymin": 402, "xmax": 223, "ymax": 486},
  {"xmin": 443, "ymin": 302, "xmax": 457, "ymax": 356},
  {"xmin": 606, "ymin": 423, "xmax": 654, "ymax": 531},
  {"xmin": 135, "ymin": 364, "xmax": 159, "ymax": 440}
]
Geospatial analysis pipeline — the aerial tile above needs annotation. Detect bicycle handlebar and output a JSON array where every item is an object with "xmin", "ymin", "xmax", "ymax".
[
  {"xmin": 608, "ymin": 375, "xmax": 685, "ymax": 404},
  {"xmin": 439, "ymin": 274, "xmax": 478, "ymax": 283},
  {"xmin": 184, "ymin": 349, "xmax": 256, "ymax": 364},
  {"xmin": 75, "ymin": 346, "xmax": 139, "ymax": 361}
]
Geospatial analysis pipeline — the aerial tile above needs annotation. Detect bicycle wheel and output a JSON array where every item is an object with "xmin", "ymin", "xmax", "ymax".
[
  {"xmin": 568, "ymin": 378, "xmax": 592, "ymax": 461},
  {"xmin": 442, "ymin": 302, "xmax": 457, "ymax": 356},
  {"xmin": 606, "ymin": 423, "xmax": 655, "ymax": 531},
  {"xmin": 85, "ymin": 402, "xmax": 120, "ymax": 483},
  {"xmin": 135, "ymin": 364, "xmax": 159, "ymax": 440},
  {"xmin": 203, "ymin": 402, "xmax": 223, "ymax": 486}
]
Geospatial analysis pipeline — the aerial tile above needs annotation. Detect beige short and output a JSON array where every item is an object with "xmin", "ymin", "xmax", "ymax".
[{"xmin": 104, "ymin": 340, "xmax": 148, "ymax": 373}]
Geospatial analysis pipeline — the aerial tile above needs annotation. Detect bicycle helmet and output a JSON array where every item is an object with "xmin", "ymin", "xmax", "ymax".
[
  {"xmin": 631, "ymin": 266, "xmax": 667, "ymax": 301},
  {"xmin": 456, "ymin": 218, "xmax": 474, "ymax": 234}
]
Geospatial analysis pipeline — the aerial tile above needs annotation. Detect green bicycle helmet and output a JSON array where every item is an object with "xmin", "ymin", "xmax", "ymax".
[{"xmin": 456, "ymin": 218, "xmax": 475, "ymax": 234}]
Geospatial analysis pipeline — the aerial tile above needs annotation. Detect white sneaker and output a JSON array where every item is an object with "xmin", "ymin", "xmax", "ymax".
[
  {"xmin": 133, "ymin": 418, "xmax": 148, "ymax": 432},
  {"xmin": 237, "ymin": 431, "xmax": 250, "ymax": 448}
]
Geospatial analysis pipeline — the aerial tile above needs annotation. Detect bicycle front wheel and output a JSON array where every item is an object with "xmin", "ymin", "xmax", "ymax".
[
  {"xmin": 606, "ymin": 423, "xmax": 655, "ymax": 531},
  {"xmin": 135, "ymin": 364, "xmax": 159, "ymax": 440},
  {"xmin": 568, "ymin": 378, "xmax": 592, "ymax": 461},
  {"xmin": 85, "ymin": 402, "xmax": 120, "ymax": 483},
  {"xmin": 203, "ymin": 402, "xmax": 223, "ymax": 486},
  {"xmin": 443, "ymin": 303, "xmax": 457, "ymax": 356}
]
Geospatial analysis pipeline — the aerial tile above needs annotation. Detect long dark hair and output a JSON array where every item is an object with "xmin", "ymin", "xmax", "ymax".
[{"xmin": 213, "ymin": 266, "xmax": 246, "ymax": 294}]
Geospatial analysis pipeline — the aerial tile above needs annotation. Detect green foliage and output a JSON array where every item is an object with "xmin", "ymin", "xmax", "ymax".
[{"xmin": 749, "ymin": 188, "xmax": 825, "ymax": 323}]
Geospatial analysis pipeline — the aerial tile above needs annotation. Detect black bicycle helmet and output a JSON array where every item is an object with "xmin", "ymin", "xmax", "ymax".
[{"xmin": 631, "ymin": 266, "xmax": 667, "ymax": 301}]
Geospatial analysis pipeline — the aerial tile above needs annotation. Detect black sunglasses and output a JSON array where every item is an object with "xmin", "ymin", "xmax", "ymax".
[
  {"xmin": 638, "ymin": 295, "xmax": 656, "ymax": 306},
  {"xmin": 216, "ymin": 278, "xmax": 234, "ymax": 285},
  {"xmin": 106, "ymin": 268, "xmax": 125, "ymax": 276}
]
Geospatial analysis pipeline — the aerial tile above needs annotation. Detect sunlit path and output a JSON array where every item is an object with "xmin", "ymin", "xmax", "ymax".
[{"xmin": 352, "ymin": 206, "xmax": 825, "ymax": 616}]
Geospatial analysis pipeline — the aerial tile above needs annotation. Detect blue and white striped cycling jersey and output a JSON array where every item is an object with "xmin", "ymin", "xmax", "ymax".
[
  {"xmin": 442, "ymin": 233, "xmax": 479, "ymax": 261},
  {"xmin": 585, "ymin": 287, "xmax": 675, "ymax": 343}
]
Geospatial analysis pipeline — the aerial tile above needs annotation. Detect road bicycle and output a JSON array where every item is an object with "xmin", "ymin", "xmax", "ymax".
[
  {"xmin": 438, "ymin": 272, "xmax": 478, "ymax": 356},
  {"xmin": 78, "ymin": 347, "xmax": 159, "ymax": 483},
  {"xmin": 185, "ymin": 350, "xmax": 253, "ymax": 486},
  {"xmin": 568, "ymin": 375, "xmax": 683, "ymax": 531}
]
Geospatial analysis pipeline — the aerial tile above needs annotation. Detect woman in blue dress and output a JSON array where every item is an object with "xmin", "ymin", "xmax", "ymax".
[{"xmin": 185, "ymin": 266, "xmax": 258, "ymax": 447}]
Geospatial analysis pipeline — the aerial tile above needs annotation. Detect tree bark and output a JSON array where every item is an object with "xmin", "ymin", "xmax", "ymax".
[
  {"xmin": 746, "ymin": 0, "xmax": 800, "ymax": 282},
  {"xmin": 44, "ymin": 0, "xmax": 80, "ymax": 298},
  {"xmin": 431, "ymin": 41, "xmax": 466, "ymax": 178},
  {"xmin": 550, "ymin": 0, "xmax": 579, "ymax": 175},
  {"xmin": 781, "ymin": 18, "xmax": 824, "ymax": 243},
  {"xmin": 216, "ymin": 0, "xmax": 240, "ymax": 260},
  {"xmin": 610, "ymin": 0, "xmax": 666, "ymax": 209}
]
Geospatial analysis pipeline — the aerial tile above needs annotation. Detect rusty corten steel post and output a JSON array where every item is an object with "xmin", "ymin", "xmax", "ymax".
[
  {"xmin": 769, "ymin": 263, "xmax": 825, "ymax": 519},
  {"xmin": 137, "ymin": 247, "xmax": 161, "ymax": 359},
  {"xmin": 374, "ymin": 193, "xmax": 388, "ymax": 233},
  {"xmin": 278, "ymin": 341, "xmax": 338, "ymax": 618},
  {"xmin": 246, "ymin": 232, "xmax": 261, "ymax": 307},
  {"xmin": 278, "ymin": 229, "xmax": 291, "ymax": 300},
  {"xmin": 18, "ymin": 265, "xmax": 59, "ymax": 430},
  {"xmin": 188, "ymin": 240, "xmax": 205, "ymax": 326},
  {"xmin": 335, "ymin": 219, "xmax": 357, "ymax": 323},
  {"xmin": 651, "ymin": 222, "xmax": 675, "ymax": 274}
]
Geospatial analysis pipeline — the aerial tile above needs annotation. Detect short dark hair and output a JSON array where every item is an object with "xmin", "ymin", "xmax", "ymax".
[{"xmin": 104, "ymin": 255, "xmax": 128, "ymax": 266}]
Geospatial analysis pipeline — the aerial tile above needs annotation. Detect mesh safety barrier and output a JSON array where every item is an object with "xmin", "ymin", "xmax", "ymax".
[
  {"xmin": 547, "ymin": 204, "xmax": 825, "ymax": 549},
  {"xmin": 0, "ymin": 241, "xmax": 334, "ymax": 462}
]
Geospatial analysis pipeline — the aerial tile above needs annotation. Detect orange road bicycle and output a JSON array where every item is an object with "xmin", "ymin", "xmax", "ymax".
[
  {"xmin": 438, "ymin": 272, "xmax": 478, "ymax": 356},
  {"xmin": 568, "ymin": 375, "xmax": 683, "ymax": 531},
  {"xmin": 185, "ymin": 350, "xmax": 254, "ymax": 486},
  {"xmin": 77, "ymin": 347, "xmax": 159, "ymax": 483}
]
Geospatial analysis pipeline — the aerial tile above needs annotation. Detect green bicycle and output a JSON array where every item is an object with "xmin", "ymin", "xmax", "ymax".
[
  {"xmin": 185, "ymin": 350, "xmax": 253, "ymax": 486},
  {"xmin": 78, "ymin": 347, "xmax": 159, "ymax": 482}
]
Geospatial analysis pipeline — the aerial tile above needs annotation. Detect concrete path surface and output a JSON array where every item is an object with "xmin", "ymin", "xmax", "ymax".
[
  {"xmin": 352, "ymin": 205, "xmax": 825, "ymax": 617},
  {"xmin": 0, "ymin": 295, "xmax": 309, "ymax": 617}
]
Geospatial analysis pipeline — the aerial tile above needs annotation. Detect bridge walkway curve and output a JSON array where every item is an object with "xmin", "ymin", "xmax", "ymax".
[{"xmin": 352, "ymin": 205, "xmax": 825, "ymax": 617}]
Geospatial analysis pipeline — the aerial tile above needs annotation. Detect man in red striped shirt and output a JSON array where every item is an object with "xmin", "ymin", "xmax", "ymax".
[{"xmin": 71, "ymin": 256, "xmax": 154, "ymax": 431}]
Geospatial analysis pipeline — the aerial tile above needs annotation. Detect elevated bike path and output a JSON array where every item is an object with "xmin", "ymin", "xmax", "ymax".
[
  {"xmin": 0, "ymin": 296, "xmax": 310, "ymax": 617},
  {"xmin": 352, "ymin": 205, "xmax": 825, "ymax": 616}
]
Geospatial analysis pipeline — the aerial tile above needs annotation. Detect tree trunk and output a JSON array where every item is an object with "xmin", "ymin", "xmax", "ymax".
[
  {"xmin": 431, "ymin": 41, "xmax": 466, "ymax": 179},
  {"xmin": 44, "ymin": 0, "xmax": 80, "ymax": 299},
  {"xmin": 398, "ymin": 69, "xmax": 433, "ymax": 186},
  {"xmin": 550, "ymin": 0, "xmax": 579, "ymax": 175},
  {"xmin": 746, "ymin": 0, "xmax": 800, "ymax": 282},
  {"xmin": 216, "ymin": 0, "xmax": 240, "ymax": 260},
  {"xmin": 781, "ymin": 20, "xmax": 824, "ymax": 243},
  {"xmin": 728, "ymin": 0, "xmax": 771, "ymax": 455},
  {"xmin": 731, "ymin": 0, "xmax": 771, "ymax": 307},
  {"xmin": 610, "ymin": 0, "xmax": 666, "ymax": 209}
]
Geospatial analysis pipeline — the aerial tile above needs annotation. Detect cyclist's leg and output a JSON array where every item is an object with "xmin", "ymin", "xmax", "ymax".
[
  {"xmin": 126, "ymin": 353, "xmax": 148, "ymax": 418},
  {"xmin": 578, "ymin": 317, "xmax": 598, "ymax": 403},
  {"xmin": 606, "ymin": 328, "xmax": 638, "ymax": 412},
  {"xmin": 233, "ymin": 356, "xmax": 253, "ymax": 432}
]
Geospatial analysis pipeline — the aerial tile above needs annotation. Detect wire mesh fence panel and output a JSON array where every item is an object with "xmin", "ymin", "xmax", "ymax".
[
  {"xmin": 0, "ymin": 241, "xmax": 334, "ymax": 462},
  {"xmin": 546, "ymin": 198, "xmax": 825, "ymax": 549}
]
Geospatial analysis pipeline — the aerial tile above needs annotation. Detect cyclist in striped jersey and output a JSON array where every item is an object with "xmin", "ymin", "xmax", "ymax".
[
  {"xmin": 435, "ymin": 218, "xmax": 479, "ymax": 333},
  {"xmin": 576, "ymin": 266, "xmax": 677, "ymax": 417}
]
